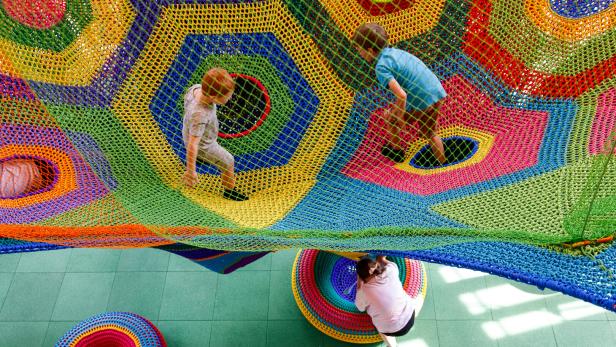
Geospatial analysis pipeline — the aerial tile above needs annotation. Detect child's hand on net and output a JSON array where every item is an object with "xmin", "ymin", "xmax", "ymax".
[
  {"xmin": 182, "ymin": 170, "xmax": 199, "ymax": 187},
  {"xmin": 383, "ymin": 107, "xmax": 392, "ymax": 121}
]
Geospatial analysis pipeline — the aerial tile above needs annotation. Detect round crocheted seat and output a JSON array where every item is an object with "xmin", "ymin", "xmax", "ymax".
[
  {"xmin": 55, "ymin": 312, "xmax": 166, "ymax": 347},
  {"xmin": 292, "ymin": 250, "xmax": 427, "ymax": 343}
]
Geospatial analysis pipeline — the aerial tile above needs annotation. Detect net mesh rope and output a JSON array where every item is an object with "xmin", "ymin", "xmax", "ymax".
[{"xmin": 0, "ymin": 0, "xmax": 615, "ymax": 309}]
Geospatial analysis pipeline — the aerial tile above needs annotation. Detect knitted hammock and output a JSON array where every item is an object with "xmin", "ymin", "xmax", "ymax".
[{"xmin": 0, "ymin": 0, "xmax": 614, "ymax": 311}]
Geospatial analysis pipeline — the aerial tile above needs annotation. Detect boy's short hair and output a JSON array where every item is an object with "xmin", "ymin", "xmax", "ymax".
[
  {"xmin": 201, "ymin": 68, "xmax": 235, "ymax": 97},
  {"xmin": 353, "ymin": 23, "xmax": 389, "ymax": 53}
]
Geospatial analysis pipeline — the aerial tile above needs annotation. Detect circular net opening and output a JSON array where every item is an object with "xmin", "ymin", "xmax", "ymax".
[
  {"xmin": 330, "ymin": 257, "xmax": 358, "ymax": 302},
  {"xmin": 218, "ymin": 74, "xmax": 270, "ymax": 139},
  {"xmin": 410, "ymin": 136, "xmax": 479, "ymax": 169}
]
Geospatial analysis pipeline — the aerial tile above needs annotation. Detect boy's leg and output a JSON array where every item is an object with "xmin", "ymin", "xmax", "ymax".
[
  {"xmin": 220, "ymin": 165, "xmax": 235, "ymax": 191},
  {"xmin": 200, "ymin": 145, "xmax": 236, "ymax": 189},
  {"xmin": 200, "ymin": 145, "xmax": 248, "ymax": 201},
  {"xmin": 382, "ymin": 108, "xmax": 407, "ymax": 163},
  {"xmin": 386, "ymin": 107, "xmax": 406, "ymax": 150},
  {"xmin": 378, "ymin": 333, "xmax": 398, "ymax": 347},
  {"xmin": 218, "ymin": 157, "xmax": 249, "ymax": 201},
  {"xmin": 220, "ymin": 165, "xmax": 247, "ymax": 201},
  {"xmin": 418, "ymin": 103, "xmax": 446, "ymax": 164},
  {"xmin": 430, "ymin": 134, "xmax": 446, "ymax": 164}
]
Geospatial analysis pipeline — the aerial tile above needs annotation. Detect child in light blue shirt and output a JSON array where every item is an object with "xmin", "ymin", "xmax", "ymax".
[{"xmin": 353, "ymin": 23, "xmax": 447, "ymax": 164}]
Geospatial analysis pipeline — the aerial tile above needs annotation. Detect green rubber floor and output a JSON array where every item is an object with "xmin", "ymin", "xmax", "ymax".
[{"xmin": 0, "ymin": 248, "xmax": 614, "ymax": 347}]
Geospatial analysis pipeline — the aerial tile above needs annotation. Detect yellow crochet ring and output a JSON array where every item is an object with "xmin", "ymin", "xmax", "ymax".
[
  {"xmin": 525, "ymin": 0, "xmax": 616, "ymax": 42},
  {"xmin": 394, "ymin": 126, "xmax": 495, "ymax": 175}
]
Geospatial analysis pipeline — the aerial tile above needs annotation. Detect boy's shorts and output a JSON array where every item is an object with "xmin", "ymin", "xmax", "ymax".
[
  {"xmin": 404, "ymin": 100, "xmax": 442, "ymax": 123},
  {"xmin": 197, "ymin": 143, "xmax": 234, "ymax": 170},
  {"xmin": 406, "ymin": 91, "xmax": 446, "ymax": 113}
]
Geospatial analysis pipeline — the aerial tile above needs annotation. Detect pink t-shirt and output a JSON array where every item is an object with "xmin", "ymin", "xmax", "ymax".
[
  {"xmin": 0, "ymin": 160, "xmax": 41, "ymax": 198},
  {"xmin": 355, "ymin": 262, "xmax": 416, "ymax": 334}
]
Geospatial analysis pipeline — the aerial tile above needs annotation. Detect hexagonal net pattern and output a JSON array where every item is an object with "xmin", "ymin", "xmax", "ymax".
[{"xmin": 0, "ymin": 0, "xmax": 615, "ymax": 311}]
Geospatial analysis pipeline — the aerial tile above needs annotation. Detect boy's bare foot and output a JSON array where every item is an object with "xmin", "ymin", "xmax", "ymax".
[
  {"xmin": 381, "ymin": 145, "xmax": 406, "ymax": 163},
  {"xmin": 223, "ymin": 188, "xmax": 249, "ymax": 201}
]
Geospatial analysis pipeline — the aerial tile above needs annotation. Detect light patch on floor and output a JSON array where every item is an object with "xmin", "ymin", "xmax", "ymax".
[
  {"xmin": 556, "ymin": 300, "xmax": 609, "ymax": 320},
  {"xmin": 482, "ymin": 310, "xmax": 562, "ymax": 338},
  {"xmin": 471, "ymin": 283, "xmax": 556, "ymax": 310},
  {"xmin": 437, "ymin": 266, "xmax": 488, "ymax": 284},
  {"xmin": 480, "ymin": 297, "xmax": 611, "ymax": 340},
  {"xmin": 459, "ymin": 291, "xmax": 491, "ymax": 315}
]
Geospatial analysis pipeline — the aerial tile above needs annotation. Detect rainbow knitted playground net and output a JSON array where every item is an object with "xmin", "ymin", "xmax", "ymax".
[{"xmin": 0, "ymin": 1, "xmax": 615, "ymax": 310}]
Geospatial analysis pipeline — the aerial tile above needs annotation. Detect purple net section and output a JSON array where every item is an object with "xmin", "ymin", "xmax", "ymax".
[{"xmin": 331, "ymin": 257, "xmax": 358, "ymax": 302}]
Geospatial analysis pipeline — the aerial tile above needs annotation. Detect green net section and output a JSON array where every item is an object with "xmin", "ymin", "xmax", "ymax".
[{"xmin": 0, "ymin": 0, "xmax": 614, "ymax": 252}]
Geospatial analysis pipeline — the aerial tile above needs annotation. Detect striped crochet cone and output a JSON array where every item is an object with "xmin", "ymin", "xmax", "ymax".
[
  {"xmin": 292, "ymin": 250, "xmax": 427, "ymax": 343},
  {"xmin": 55, "ymin": 312, "xmax": 166, "ymax": 347}
]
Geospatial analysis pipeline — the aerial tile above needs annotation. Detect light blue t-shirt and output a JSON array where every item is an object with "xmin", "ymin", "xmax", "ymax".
[{"xmin": 375, "ymin": 47, "xmax": 447, "ymax": 111}]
